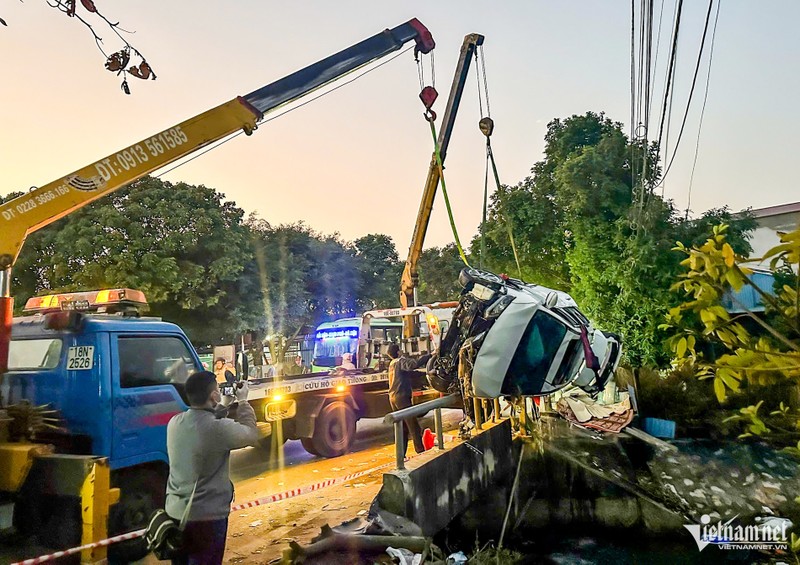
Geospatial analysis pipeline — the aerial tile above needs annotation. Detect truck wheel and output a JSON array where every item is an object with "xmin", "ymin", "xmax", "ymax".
[
  {"xmin": 36, "ymin": 496, "xmax": 81, "ymax": 550},
  {"xmin": 300, "ymin": 437, "xmax": 320, "ymax": 456},
  {"xmin": 108, "ymin": 469, "xmax": 166, "ymax": 563},
  {"xmin": 310, "ymin": 401, "xmax": 356, "ymax": 458}
]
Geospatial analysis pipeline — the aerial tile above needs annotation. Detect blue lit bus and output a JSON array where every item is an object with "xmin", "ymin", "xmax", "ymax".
[
  {"xmin": 310, "ymin": 303, "xmax": 457, "ymax": 373},
  {"xmin": 311, "ymin": 317, "xmax": 402, "ymax": 372}
]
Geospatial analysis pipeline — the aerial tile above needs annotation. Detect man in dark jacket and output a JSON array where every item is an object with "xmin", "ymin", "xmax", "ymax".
[{"xmin": 386, "ymin": 343, "xmax": 431, "ymax": 455}]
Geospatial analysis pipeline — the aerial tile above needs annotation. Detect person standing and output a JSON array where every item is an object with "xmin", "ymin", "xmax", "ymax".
[
  {"xmin": 287, "ymin": 355, "xmax": 309, "ymax": 375},
  {"xmin": 165, "ymin": 371, "xmax": 258, "ymax": 565},
  {"xmin": 339, "ymin": 352, "xmax": 356, "ymax": 370},
  {"xmin": 213, "ymin": 357, "xmax": 235, "ymax": 385},
  {"xmin": 386, "ymin": 343, "xmax": 430, "ymax": 455}
]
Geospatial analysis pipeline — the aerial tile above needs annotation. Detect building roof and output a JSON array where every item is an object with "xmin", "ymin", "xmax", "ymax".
[{"xmin": 748, "ymin": 201, "xmax": 800, "ymax": 219}]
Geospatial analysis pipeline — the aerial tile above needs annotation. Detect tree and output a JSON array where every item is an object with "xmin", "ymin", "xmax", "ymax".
[
  {"xmin": 663, "ymin": 224, "xmax": 800, "ymax": 452},
  {"xmin": 353, "ymin": 234, "xmax": 401, "ymax": 310},
  {"xmin": 416, "ymin": 244, "xmax": 465, "ymax": 304},
  {"xmin": 9, "ymin": 177, "xmax": 259, "ymax": 344},
  {"xmin": 475, "ymin": 112, "xmax": 756, "ymax": 366},
  {"xmin": 247, "ymin": 220, "xmax": 360, "ymax": 346}
]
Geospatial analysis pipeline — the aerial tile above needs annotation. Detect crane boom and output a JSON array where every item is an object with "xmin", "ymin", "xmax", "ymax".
[
  {"xmin": 0, "ymin": 19, "xmax": 434, "ymax": 268},
  {"xmin": 399, "ymin": 33, "xmax": 484, "ymax": 336},
  {"xmin": 0, "ymin": 19, "xmax": 435, "ymax": 374}
]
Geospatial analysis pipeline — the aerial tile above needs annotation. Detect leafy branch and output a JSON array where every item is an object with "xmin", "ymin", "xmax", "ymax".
[{"xmin": 663, "ymin": 224, "xmax": 800, "ymax": 447}]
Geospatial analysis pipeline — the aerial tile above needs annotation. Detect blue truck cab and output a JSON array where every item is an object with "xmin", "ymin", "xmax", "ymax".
[{"xmin": 2, "ymin": 289, "xmax": 199, "ymax": 553}]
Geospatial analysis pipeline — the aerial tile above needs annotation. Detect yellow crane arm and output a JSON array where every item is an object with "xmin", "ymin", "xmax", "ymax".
[{"xmin": 0, "ymin": 99, "xmax": 259, "ymax": 267}]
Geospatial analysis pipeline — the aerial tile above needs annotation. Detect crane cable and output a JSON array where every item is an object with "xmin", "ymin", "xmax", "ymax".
[
  {"xmin": 417, "ymin": 48, "xmax": 469, "ymax": 267},
  {"xmin": 475, "ymin": 46, "xmax": 521, "ymax": 278}
]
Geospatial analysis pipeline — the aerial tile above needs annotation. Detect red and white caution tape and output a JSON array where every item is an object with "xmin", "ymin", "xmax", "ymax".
[
  {"xmin": 13, "ymin": 528, "xmax": 146, "ymax": 565},
  {"xmin": 11, "ymin": 455, "xmax": 399, "ymax": 564},
  {"xmin": 230, "ymin": 460, "xmax": 394, "ymax": 511},
  {"xmin": 14, "ymin": 431, "xmax": 459, "ymax": 564}
]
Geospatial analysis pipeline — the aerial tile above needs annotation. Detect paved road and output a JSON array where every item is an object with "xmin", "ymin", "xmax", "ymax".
[{"xmin": 2, "ymin": 409, "xmax": 463, "ymax": 565}]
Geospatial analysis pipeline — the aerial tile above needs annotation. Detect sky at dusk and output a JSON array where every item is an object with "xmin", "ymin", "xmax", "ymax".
[{"xmin": 2, "ymin": 1, "xmax": 798, "ymax": 253}]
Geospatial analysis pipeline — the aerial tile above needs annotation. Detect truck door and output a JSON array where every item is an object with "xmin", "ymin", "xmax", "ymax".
[{"xmin": 111, "ymin": 334, "xmax": 198, "ymax": 466}]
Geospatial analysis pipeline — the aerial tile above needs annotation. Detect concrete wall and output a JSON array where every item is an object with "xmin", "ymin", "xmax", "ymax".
[{"xmin": 376, "ymin": 419, "xmax": 514, "ymax": 536}]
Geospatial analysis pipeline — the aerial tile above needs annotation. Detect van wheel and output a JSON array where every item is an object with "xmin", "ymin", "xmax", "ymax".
[
  {"xmin": 311, "ymin": 401, "xmax": 356, "ymax": 458},
  {"xmin": 109, "ymin": 469, "xmax": 166, "ymax": 563},
  {"xmin": 458, "ymin": 268, "xmax": 504, "ymax": 291}
]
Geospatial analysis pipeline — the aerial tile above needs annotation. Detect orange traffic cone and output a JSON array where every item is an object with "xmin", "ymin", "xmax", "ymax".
[{"xmin": 422, "ymin": 428, "xmax": 435, "ymax": 451}]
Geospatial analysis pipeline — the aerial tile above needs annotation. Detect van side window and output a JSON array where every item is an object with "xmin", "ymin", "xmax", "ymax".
[{"xmin": 119, "ymin": 336, "xmax": 199, "ymax": 388}]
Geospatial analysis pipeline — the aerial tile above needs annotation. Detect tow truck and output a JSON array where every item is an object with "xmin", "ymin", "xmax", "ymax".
[
  {"xmin": 244, "ymin": 304, "xmax": 454, "ymax": 458},
  {"xmin": 0, "ymin": 19, "xmax": 435, "ymax": 560}
]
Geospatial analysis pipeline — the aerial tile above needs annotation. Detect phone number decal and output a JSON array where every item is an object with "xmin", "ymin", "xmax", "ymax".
[
  {"xmin": 1, "ymin": 184, "xmax": 72, "ymax": 221},
  {"xmin": 94, "ymin": 126, "xmax": 188, "ymax": 181}
]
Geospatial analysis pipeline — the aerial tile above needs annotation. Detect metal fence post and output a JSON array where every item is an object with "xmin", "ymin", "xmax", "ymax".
[
  {"xmin": 435, "ymin": 407, "xmax": 444, "ymax": 450},
  {"xmin": 473, "ymin": 397, "xmax": 483, "ymax": 430},
  {"xmin": 394, "ymin": 421, "xmax": 405, "ymax": 470}
]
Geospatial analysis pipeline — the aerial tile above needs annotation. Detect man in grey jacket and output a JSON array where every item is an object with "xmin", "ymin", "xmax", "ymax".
[{"xmin": 166, "ymin": 371, "xmax": 259, "ymax": 565}]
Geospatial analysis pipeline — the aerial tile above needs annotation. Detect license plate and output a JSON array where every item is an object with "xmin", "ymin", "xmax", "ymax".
[
  {"xmin": 61, "ymin": 300, "xmax": 90, "ymax": 311},
  {"xmin": 264, "ymin": 399, "xmax": 296, "ymax": 421}
]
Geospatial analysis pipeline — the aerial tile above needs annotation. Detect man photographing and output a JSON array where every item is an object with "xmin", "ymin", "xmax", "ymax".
[{"xmin": 165, "ymin": 371, "xmax": 258, "ymax": 564}]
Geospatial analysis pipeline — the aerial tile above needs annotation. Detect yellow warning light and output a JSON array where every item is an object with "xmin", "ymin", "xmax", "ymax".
[
  {"xmin": 426, "ymin": 313, "xmax": 441, "ymax": 335},
  {"xmin": 272, "ymin": 394, "xmax": 284, "ymax": 402},
  {"xmin": 335, "ymin": 385, "xmax": 346, "ymax": 393},
  {"xmin": 23, "ymin": 288, "xmax": 148, "ymax": 314}
]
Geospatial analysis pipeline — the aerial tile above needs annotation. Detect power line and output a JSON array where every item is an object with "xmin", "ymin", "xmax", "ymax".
[
  {"xmin": 659, "ymin": 0, "xmax": 716, "ymax": 185},
  {"xmin": 685, "ymin": 0, "xmax": 722, "ymax": 219},
  {"xmin": 654, "ymin": 0, "xmax": 684, "ymax": 166}
]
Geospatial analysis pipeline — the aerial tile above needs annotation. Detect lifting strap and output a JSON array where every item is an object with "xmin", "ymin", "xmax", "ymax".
[{"xmin": 427, "ymin": 115, "xmax": 470, "ymax": 267}]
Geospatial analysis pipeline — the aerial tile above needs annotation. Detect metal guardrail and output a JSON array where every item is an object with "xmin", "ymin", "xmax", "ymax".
[{"xmin": 383, "ymin": 393, "xmax": 461, "ymax": 469}]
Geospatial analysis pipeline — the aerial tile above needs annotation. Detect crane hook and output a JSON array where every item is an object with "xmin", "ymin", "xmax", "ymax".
[
  {"xmin": 479, "ymin": 116, "xmax": 494, "ymax": 138},
  {"xmin": 419, "ymin": 85, "xmax": 438, "ymax": 122}
]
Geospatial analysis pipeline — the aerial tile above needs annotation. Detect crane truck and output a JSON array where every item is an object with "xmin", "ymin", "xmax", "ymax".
[{"xmin": 0, "ymin": 19, "xmax": 434, "ymax": 560}]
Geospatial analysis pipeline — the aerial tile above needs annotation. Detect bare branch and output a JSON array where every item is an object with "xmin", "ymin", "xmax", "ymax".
[{"xmin": 39, "ymin": 0, "xmax": 156, "ymax": 94}]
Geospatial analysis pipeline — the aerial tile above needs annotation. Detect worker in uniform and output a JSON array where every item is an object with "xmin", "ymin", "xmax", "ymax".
[
  {"xmin": 386, "ymin": 343, "xmax": 430, "ymax": 455},
  {"xmin": 165, "ymin": 371, "xmax": 258, "ymax": 564}
]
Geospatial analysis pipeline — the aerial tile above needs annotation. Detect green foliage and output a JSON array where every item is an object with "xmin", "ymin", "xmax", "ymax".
[
  {"xmin": 10, "ymin": 177, "xmax": 258, "ymax": 344},
  {"xmin": 664, "ymin": 224, "xmax": 800, "ymax": 448},
  {"xmin": 416, "ymin": 244, "xmax": 464, "ymax": 303},
  {"xmin": 475, "ymin": 112, "xmax": 755, "ymax": 367},
  {"xmin": 353, "ymin": 233, "xmax": 401, "ymax": 310},
  {"xmin": 247, "ymin": 219, "xmax": 360, "ymax": 339}
]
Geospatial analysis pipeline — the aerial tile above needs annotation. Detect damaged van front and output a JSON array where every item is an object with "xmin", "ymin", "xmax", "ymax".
[{"xmin": 426, "ymin": 268, "xmax": 621, "ymax": 401}]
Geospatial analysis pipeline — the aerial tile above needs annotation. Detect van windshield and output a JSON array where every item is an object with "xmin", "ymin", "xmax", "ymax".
[
  {"xmin": 9, "ymin": 339, "xmax": 63, "ymax": 370},
  {"xmin": 502, "ymin": 310, "xmax": 573, "ymax": 395}
]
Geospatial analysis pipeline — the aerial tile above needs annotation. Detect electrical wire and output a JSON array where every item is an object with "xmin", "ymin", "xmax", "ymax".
[
  {"xmin": 684, "ymin": 0, "xmax": 722, "ymax": 219},
  {"xmin": 654, "ymin": 0, "xmax": 684, "ymax": 165},
  {"xmin": 659, "ymin": 0, "xmax": 716, "ymax": 186},
  {"xmin": 156, "ymin": 46, "xmax": 415, "ymax": 179}
]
